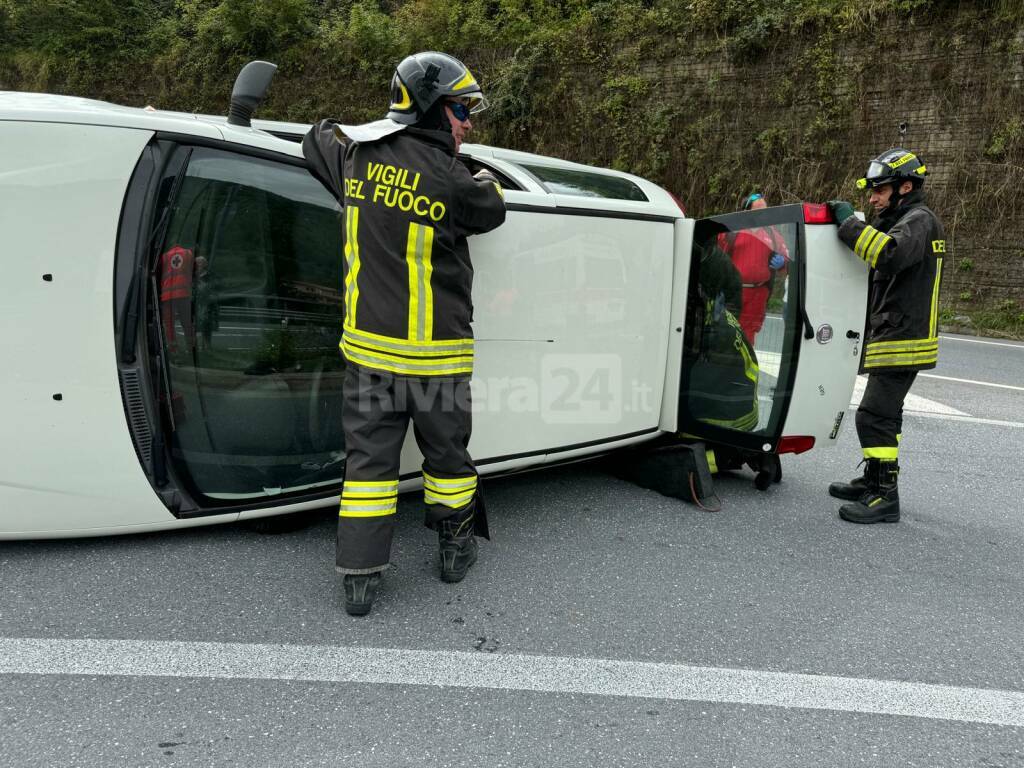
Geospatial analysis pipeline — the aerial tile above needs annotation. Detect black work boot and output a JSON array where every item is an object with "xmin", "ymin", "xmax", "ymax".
[
  {"xmin": 342, "ymin": 573, "xmax": 381, "ymax": 616},
  {"xmin": 839, "ymin": 460, "xmax": 900, "ymax": 524},
  {"xmin": 438, "ymin": 513, "xmax": 478, "ymax": 583},
  {"xmin": 828, "ymin": 460, "xmax": 870, "ymax": 501}
]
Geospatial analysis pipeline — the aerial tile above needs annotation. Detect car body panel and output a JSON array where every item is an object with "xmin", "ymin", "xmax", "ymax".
[
  {"xmin": 0, "ymin": 93, "xmax": 867, "ymax": 538},
  {"xmin": 0, "ymin": 91, "xmax": 227, "ymax": 141},
  {"xmin": 780, "ymin": 223, "xmax": 868, "ymax": 443},
  {"xmin": 0, "ymin": 121, "xmax": 175, "ymax": 535}
]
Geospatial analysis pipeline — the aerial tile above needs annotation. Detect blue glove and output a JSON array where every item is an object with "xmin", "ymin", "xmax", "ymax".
[
  {"xmin": 827, "ymin": 200, "xmax": 855, "ymax": 224},
  {"xmin": 769, "ymin": 252, "xmax": 785, "ymax": 270},
  {"xmin": 712, "ymin": 293, "xmax": 725, "ymax": 321}
]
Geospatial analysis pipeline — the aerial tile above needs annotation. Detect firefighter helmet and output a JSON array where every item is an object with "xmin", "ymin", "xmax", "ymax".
[
  {"xmin": 387, "ymin": 52, "xmax": 488, "ymax": 125},
  {"xmin": 856, "ymin": 148, "xmax": 928, "ymax": 191}
]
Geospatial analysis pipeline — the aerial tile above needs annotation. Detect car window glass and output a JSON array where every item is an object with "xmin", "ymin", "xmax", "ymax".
[
  {"xmin": 518, "ymin": 163, "xmax": 648, "ymax": 201},
  {"xmin": 155, "ymin": 147, "xmax": 345, "ymax": 502},
  {"xmin": 681, "ymin": 220, "xmax": 799, "ymax": 436}
]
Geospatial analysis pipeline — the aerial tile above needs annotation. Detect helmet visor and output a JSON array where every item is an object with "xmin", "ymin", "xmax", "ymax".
[
  {"xmin": 866, "ymin": 161, "xmax": 890, "ymax": 180},
  {"xmin": 465, "ymin": 91, "xmax": 489, "ymax": 114},
  {"xmin": 857, "ymin": 161, "xmax": 895, "ymax": 190}
]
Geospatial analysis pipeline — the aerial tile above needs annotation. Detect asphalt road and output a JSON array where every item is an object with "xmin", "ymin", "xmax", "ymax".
[{"xmin": 2, "ymin": 332, "xmax": 1023, "ymax": 767}]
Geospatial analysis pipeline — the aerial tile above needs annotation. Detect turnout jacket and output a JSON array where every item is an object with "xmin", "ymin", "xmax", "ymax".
[
  {"xmin": 303, "ymin": 120, "xmax": 506, "ymax": 377},
  {"xmin": 837, "ymin": 190, "xmax": 946, "ymax": 373}
]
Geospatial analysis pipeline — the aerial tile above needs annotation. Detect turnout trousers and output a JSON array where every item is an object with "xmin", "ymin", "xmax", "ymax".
[
  {"xmin": 855, "ymin": 371, "xmax": 918, "ymax": 460},
  {"xmin": 336, "ymin": 364, "xmax": 486, "ymax": 574}
]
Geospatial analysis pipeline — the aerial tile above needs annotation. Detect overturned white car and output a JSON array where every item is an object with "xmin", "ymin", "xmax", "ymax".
[{"xmin": 0, "ymin": 74, "xmax": 868, "ymax": 538}]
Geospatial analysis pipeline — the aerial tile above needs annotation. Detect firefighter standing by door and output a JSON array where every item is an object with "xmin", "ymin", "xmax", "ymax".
[
  {"xmin": 303, "ymin": 52, "xmax": 506, "ymax": 614},
  {"xmin": 826, "ymin": 149, "xmax": 945, "ymax": 524}
]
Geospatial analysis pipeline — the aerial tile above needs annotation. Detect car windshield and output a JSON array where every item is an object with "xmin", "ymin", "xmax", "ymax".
[{"xmin": 154, "ymin": 148, "xmax": 345, "ymax": 502}]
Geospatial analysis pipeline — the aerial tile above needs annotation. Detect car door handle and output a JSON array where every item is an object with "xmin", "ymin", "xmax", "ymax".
[{"xmin": 846, "ymin": 330, "xmax": 860, "ymax": 339}]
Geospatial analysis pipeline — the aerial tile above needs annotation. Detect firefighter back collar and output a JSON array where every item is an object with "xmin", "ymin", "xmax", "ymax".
[{"xmin": 334, "ymin": 119, "xmax": 407, "ymax": 144}]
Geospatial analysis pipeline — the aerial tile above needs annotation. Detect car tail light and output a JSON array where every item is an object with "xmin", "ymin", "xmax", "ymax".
[
  {"xmin": 802, "ymin": 203, "xmax": 833, "ymax": 224},
  {"xmin": 669, "ymin": 192, "xmax": 687, "ymax": 216},
  {"xmin": 778, "ymin": 435, "xmax": 815, "ymax": 454}
]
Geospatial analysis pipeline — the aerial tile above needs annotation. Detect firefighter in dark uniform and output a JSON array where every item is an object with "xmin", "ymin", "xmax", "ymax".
[
  {"xmin": 302, "ymin": 52, "xmax": 506, "ymax": 614},
  {"xmin": 826, "ymin": 149, "xmax": 945, "ymax": 524}
]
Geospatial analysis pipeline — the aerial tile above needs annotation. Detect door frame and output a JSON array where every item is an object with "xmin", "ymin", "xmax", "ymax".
[{"xmin": 676, "ymin": 204, "xmax": 808, "ymax": 454}]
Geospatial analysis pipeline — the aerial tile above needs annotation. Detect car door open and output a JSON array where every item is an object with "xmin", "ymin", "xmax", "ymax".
[{"xmin": 676, "ymin": 203, "xmax": 867, "ymax": 457}]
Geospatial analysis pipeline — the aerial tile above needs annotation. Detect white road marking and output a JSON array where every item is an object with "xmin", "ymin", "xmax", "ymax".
[
  {"xmin": 901, "ymin": 411, "xmax": 1024, "ymax": 429},
  {"xmin": 756, "ymin": 350, "xmax": 781, "ymax": 379},
  {"xmin": 939, "ymin": 335, "xmax": 1024, "ymax": 349},
  {"xmin": 918, "ymin": 373, "xmax": 1024, "ymax": 392},
  {"xmin": 844, "ymin": 405, "xmax": 1024, "ymax": 429},
  {"xmin": 1, "ymin": 638, "xmax": 1023, "ymax": 727},
  {"xmin": 850, "ymin": 376, "xmax": 967, "ymax": 416}
]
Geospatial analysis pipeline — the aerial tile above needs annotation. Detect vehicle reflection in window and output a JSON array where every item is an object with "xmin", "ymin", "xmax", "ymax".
[
  {"xmin": 519, "ymin": 163, "xmax": 649, "ymax": 201},
  {"xmin": 155, "ymin": 148, "xmax": 344, "ymax": 502},
  {"xmin": 682, "ymin": 221, "xmax": 798, "ymax": 434}
]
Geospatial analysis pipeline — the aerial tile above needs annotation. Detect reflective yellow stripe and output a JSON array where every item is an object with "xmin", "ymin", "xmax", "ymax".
[
  {"xmin": 929, "ymin": 257, "xmax": 943, "ymax": 338},
  {"xmin": 888, "ymin": 152, "xmax": 918, "ymax": 169},
  {"xmin": 737, "ymin": 336, "xmax": 758, "ymax": 384},
  {"xmin": 406, "ymin": 224, "xmax": 420, "ymax": 341},
  {"xmin": 423, "ymin": 472, "xmax": 477, "ymax": 491},
  {"xmin": 405, "ymin": 223, "xmax": 436, "ymax": 342},
  {"xmin": 862, "ymin": 351, "xmax": 938, "ymax": 368},
  {"xmin": 451, "ymin": 70, "xmax": 477, "ymax": 91},
  {"xmin": 341, "ymin": 497, "xmax": 397, "ymax": 506},
  {"xmin": 391, "ymin": 82, "xmax": 412, "ymax": 110},
  {"xmin": 866, "ymin": 233, "xmax": 891, "ymax": 268},
  {"xmin": 863, "ymin": 446, "xmax": 899, "ymax": 459},
  {"xmin": 704, "ymin": 408, "xmax": 759, "ymax": 432},
  {"xmin": 424, "ymin": 489, "xmax": 476, "ymax": 507},
  {"xmin": 341, "ymin": 339, "xmax": 474, "ymax": 376},
  {"xmin": 423, "ymin": 472, "xmax": 477, "ymax": 507},
  {"xmin": 706, "ymin": 449, "xmax": 718, "ymax": 474},
  {"xmin": 343, "ymin": 324, "xmax": 473, "ymax": 353},
  {"xmin": 854, "ymin": 226, "xmax": 878, "ymax": 258},
  {"xmin": 864, "ymin": 350, "xmax": 937, "ymax": 362},
  {"xmin": 344, "ymin": 206, "xmax": 361, "ymax": 326},
  {"xmin": 340, "ymin": 478, "xmax": 398, "ymax": 517},
  {"xmin": 865, "ymin": 336, "xmax": 938, "ymax": 351},
  {"xmin": 865, "ymin": 344, "xmax": 938, "ymax": 358},
  {"xmin": 423, "ymin": 226, "xmax": 434, "ymax": 340},
  {"xmin": 865, "ymin": 345, "xmax": 938, "ymax": 358},
  {"xmin": 343, "ymin": 480, "xmax": 399, "ymax": 491},
  {"xmin": 339, "ymin": 502, "xmax": 397, "ymax": 518}
]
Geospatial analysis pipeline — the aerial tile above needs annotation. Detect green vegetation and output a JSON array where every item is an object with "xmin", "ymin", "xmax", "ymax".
[
  {"xmin": 940, "ymin": 300, "xmax": 1024, "ymax": 339},
  {"xmin": 2, "ymin": 0, "xmax": 1023, "ymax": 336}
]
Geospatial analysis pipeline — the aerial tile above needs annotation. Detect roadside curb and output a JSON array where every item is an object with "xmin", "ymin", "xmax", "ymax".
[{"xmin": 938, "ymin": 324, "xmax": 1022, "ymax": 341}]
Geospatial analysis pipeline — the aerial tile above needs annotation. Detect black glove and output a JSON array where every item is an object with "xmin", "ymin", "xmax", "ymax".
[{"xmin": 827, "ymin": 200, "xmax": 855, "ymax": 224}]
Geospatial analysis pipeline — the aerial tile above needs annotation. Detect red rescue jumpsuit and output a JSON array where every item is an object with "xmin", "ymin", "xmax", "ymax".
[{"xmin": 717, "ymin": 228, "xmax": 789, "ymax": 343}]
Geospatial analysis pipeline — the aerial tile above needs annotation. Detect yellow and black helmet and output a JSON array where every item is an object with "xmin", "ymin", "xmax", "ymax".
[
  {"xmin": 387, "ymin": 51, "xmax": 488, "ymax": 125},
  {"xmin": 856, "ymin": 148, "xmax": 928, "ymax": 191}
]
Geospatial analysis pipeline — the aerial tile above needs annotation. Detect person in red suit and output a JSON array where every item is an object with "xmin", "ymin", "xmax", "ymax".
[
  {"xmin": 159, "ymin": 245, "xmax": 207, "ymax": 352},
  {"xmin": 717, "ymin": 193, "xmax": 790, "ymax": 344}
]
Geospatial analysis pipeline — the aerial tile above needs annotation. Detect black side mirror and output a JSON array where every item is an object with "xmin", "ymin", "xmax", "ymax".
[{"xmin": 227, "ymin": 60, "xmax": 278, "ymax": 128}]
